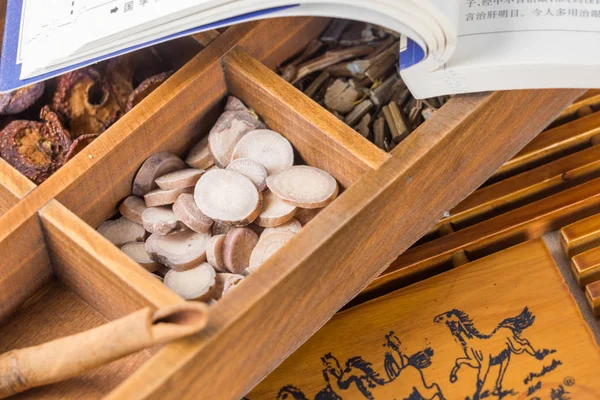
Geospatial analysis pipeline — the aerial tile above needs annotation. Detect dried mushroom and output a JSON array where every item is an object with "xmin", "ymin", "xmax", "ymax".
[
  {"xmin": 0, "ymin": 83, "xmax": 45, "ymax": 115},
  {"xmin": 52, "ymin": 68, "xmax": 121, "ymax": 138},
  {"xmin": 0, "ymin": 106, "xmax": 96, "ymax": 183}
]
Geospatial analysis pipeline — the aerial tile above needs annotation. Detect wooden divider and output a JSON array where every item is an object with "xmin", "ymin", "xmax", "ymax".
[
  {"xmin": 225, "ymin": 49, "xmax": 389, "ymax": 187},
  {"xmin": 0, "ymin": 209, "xmax": 52, "ymax": 323},
  {"xmin": 0, "ymin": 18, "xmax": 328, "ymax": 232},
  {"xmin": 235, "ymin": 17, "xmax": 330, "ymax": 70},
  {"xmin": 103, "ymin": 57, "xmax": 580, "ymax": 397},
  {"xmin": 39, "ymin": 201, "xmax": 182, "ymax": 320},
  {"xmin": 0, "ymin": 158, "xmax": 36, "ymax": 216}
]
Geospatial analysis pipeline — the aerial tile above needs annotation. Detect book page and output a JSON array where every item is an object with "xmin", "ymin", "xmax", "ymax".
[
  {"xmin": 458, "ymin": 0, "xmax": 600, "ymax": 36},
  {"xmin": 402, "ymin": 0, "xmax": 600, "ymax": 98},
  {"xmin": 18, "ymin": 0, "xmax": 228, "ymax": 73}
]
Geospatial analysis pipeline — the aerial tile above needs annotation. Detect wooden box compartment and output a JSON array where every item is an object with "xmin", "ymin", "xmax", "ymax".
[{"xmin": 0, "ymin": 16, "xmax": 584, "ymax": 400}]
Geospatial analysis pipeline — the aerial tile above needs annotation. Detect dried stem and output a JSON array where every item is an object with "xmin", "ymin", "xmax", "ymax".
[
  {"xmin": 344, "ymin": 99, "xmax": 374, "ymax": 126},
  {"xmin": 304, "ymin": 71, "xmax": 331, "ymax": 98},
  {"xmin": 292, "ymin": 45, "xmax": 375, "ymax": 84},
  {"xmin": 383, "ymin": 102, "xmax": 409, "ymax": 144}
]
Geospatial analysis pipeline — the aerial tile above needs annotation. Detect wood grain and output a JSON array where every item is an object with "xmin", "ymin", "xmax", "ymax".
[
  {"xmin": 39, "ymin": 200, "xmax": 182, "ymax": 321},
  {"xmin": 0, "ymin": 158, "xmax": 36, "ymax": 216},
  {"xmin": 365, "ymin": 176, "xmax": 600, "ymax": 303},
  {"xmin": 586, "ymin": 280, "xmax": 600, "ymax": 317},
  {"xmin": 571, "ymin": 246, "xmax": 600, "ymax": 287},
  {"xmin": 0, "ymin": 207, "xmax": 52, "ymax": 324},
  {"xmin": 554, "ymin": 89, "xmax": 600, "ymax": 126},
  {"xmin": 105, "ymin": 89, "xmax": 580, "ymax": 400},
  {"xmin": 0, "ymin": 281, "xmax": 151, "ymax": 400},
  {"xmin": 560, "ymin": 212, "xmax": 600, "ymax": 258},
  {"xmin": 491, "ymin": 111, "xmax": 600, "ymax": 182},
  {"xmin": 249, "ymin": 240, "xmax": 600, "ymax": 400},
  {"xmin": 153, "ymin": 37, "xmax": 204, "ymax": 70},
  {"xmin": 192, "ymin": 30, "xmax": 220, "ymax": 46},
  {"xmin": 438, "ymin": 143, "xmax": 600, "ymax": 230},
  {"xmin": 225, "ymin": 48, "xmax": 389, "ymax": 188},
  {"xmin": 235, "ymin": 18, "xmax": 330, "ymax": 70}
]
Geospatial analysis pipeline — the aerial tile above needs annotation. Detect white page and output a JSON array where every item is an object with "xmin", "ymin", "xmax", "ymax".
[
  {"xmin": 18, "ymin": 0, "xmax": 231, "ymax": 77},
  {"xmin": 19, "ymin": 0, "xmax": 451, "ymax": 80},
  {"xmin": 451, "ymin": 1, "xmax": 600, "ymax": 91},
  {"xmin": 458, "ymin": 1, "xmax": 600, "ymax": 37},
  {"xmin": 402, "ymin": 0, "xmax": 600, "ymax": 97}
]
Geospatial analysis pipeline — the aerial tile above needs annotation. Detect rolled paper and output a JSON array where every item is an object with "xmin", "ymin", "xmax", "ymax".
[{"xmin": 0, "ymin": 301, "xmax": 208, "ymax": 398}]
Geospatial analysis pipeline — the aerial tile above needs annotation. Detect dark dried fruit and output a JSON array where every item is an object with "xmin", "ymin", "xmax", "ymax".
[
  {"xmin": 106, "ymin": 49, "xmax": 167, "ymax": 111},
  {"xmin": 52, "ymin": 68, "xmax": 121, "ymax": 138},
  {"xmin": 0, "ymin": 106, "xmax": 97, "ymax": 184},
  {"xmin": 125, "ymin": 71, "xmax": 173, "ymax": 112},
  {"xmin": 0, "ymin": 83, "xmax": 45, "ymax": 115}
]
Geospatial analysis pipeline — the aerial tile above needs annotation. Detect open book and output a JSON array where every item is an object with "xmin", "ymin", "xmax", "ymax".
[{"xmin": 2, "ymin": 0, "xmax": 600, "ymax": 98}]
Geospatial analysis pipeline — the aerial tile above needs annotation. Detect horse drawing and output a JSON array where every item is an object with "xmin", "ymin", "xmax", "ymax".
[
  {"xmin": 277, "ymin": 384, "xmax": 340, "ymax": 400},
  {"xmin": 275, "ymin": 355, "xmax": 344, "ymax": 400},
  {"xmin": 322, "ymin": 345, "xmax": 445, "ymax": 400},
  {"xmin": 434, "ymin": 307, "xmax": 555, "ymax": 400},
  {"xmin": 275, "ymin": 331, "xmax": 444, "ymax": 400}
]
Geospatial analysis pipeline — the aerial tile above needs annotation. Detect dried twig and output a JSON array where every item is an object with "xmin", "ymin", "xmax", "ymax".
[
  {"xmin": 304, "ymin": 71, "xmax": 331, "ymax": 98},
  {"xmin": 292, "ymin": 45, "xmax": 375, "ymax": 84},
  {"xmin": 321, "ymin": 20, "xmax": 351, "ymax": 43},
  {"xmin": 373, "ymin": 117, "xmax": 386, "ymax": 149},
  {"xmin": 383, "ymin": 102, "xmax": 409, "ymax": 143},
  {"xmin": 344, "ymin": 99, "xmax": 374, "ymax": 126},
  {"xmin": 279, "ymin": 19, "xmax": 451, "ymax": 153}
]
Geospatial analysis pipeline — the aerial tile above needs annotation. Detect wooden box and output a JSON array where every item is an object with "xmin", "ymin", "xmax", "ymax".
[{"xmin": 0, "ymin": 15, "xmax": 584, "ymax": 399}]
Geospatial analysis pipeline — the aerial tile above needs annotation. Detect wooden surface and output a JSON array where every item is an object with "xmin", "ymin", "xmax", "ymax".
[
  {"xmin": 0, "ymin": 281, "xmax": 151, "ymax": 399},
  {"xmin": 0, "ymin": 158, "xmax": 36, "ymax": 216},
  {"xmin": 437, "ymin": 144, "xmax": 600, "ymax": 230},
  {"xmin": 560, "ymin": 213, "xmax": 600, "ymax": 258},
  {"xmin": 363, "ymin": 175, "xmax": 600, "ymax": 303},
  {"xmin": 572, "ymin": 247, "xmax": 600, "ymax": 287},
  {"xmin": 106, "ymin": 88, "xmax": 581, "ymax": 400},
  {"xmin": 0, "ymin": 208, "xmax": 52, "ymax": 324},
  {"xmin": 586, "ymin": 281, "xmax": 600, "ymax": 316},
  {"xmin": 249, "ymin": 240, "xmax": 600, "ymax": 400},
  {"xmin": 554, "ymin": 89, "xmax": 600, "ymax": 126},
  {"xmin": 491, "ymin": 111, "xmax": 600, "ymax": 182},
  {"xmin": 192, "ymin": 30, "xmax": 220, "ymax": 46},
  {"xmin": 39, "ymin": 201, "xmax": 182, "ymax": 320},
  {"xmin": 235, "ymin": 18, "xmax": 330, "ymax": 70}
]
